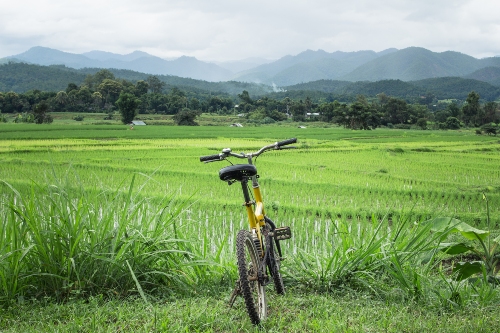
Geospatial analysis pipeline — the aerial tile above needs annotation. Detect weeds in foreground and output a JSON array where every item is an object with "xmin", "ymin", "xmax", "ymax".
[{"xmin": 0, "ymin": 170, "xmax": 202, "ymax": 304}]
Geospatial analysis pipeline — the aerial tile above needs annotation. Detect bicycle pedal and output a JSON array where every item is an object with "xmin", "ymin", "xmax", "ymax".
[{"xmin": 274, "ymin": 227, "xmax": 292, "ymax": 240}]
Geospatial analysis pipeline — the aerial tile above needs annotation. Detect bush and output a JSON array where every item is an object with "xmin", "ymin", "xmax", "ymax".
[
  {"xmin": 73, "ymin": 115, "xmax": 85, "ymax": 121},
  {"xmin": 416, "ymin": 118, "xmax": 427, "ymax": 130},
  {"xmin": 173, "ymin": 109, "xmax": 200, "ymax": 126},
  {"xmin": 444, "ymin": 117, "xmax": 461, "ymax": 130},
  {"xmin": 481, "ymin": 124, "xmax": 497, "ymax": 136},
  {"xmin": 262, "ymin": 117, "xmax": 276, "ymax": 124}
]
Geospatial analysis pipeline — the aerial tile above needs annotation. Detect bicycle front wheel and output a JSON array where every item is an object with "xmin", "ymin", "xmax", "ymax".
[{"xmin": 236, "ymin": 229, "xmax": 267, "ymax": 325}]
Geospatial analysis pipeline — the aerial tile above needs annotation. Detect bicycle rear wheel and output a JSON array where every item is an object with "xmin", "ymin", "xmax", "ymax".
[{"xmin": 236, "ymin": 229, "xmax": 267, "ymax": 325}]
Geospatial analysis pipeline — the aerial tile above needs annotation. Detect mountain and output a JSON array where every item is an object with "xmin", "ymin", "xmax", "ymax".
[
  {"xmin": 82, "ymin": 50, "xmax": 155, "ymax": 62},
  {"xmin": 231, "ymin": 49, "xmax": 398, "ymax": 85},
  {"xmin": 7, "ymin": 46, "xmax": 233, "ymax": 82},
  {"xmin": 2, "ymin": 61, "xmax": 500, "ymax": 101},
  {"xmin": 213, "ymin": 57, "xmax": 274, "ymax": 73},
  {"xmin": 464, "ymin": 67, "xmax": 500, "ymax": 87},
  {"xmin": 340, "ymin": 47, "xmax": 500, "ymax": 82}
]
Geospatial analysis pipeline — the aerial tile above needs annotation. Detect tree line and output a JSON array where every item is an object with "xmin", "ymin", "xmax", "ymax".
[{"xmin": 0, "ymin": 69, "xmax": 499, "ymax": 130}]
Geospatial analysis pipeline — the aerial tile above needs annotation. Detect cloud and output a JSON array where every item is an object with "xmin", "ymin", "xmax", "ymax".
[{"xmin": 1, "ymin": 0, "xmax": 500, "ymax": 60}]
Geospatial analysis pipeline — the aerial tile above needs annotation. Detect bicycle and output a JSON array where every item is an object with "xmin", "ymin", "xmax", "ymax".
[{"xmin": 200, "ymin": 138, "xmax": 296, "ymax": 325}]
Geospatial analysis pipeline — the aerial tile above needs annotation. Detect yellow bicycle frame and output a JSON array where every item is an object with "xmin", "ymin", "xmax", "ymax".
[{"xmin": 243, "ymin": 173, "xmax": 266, "ymax": 257}]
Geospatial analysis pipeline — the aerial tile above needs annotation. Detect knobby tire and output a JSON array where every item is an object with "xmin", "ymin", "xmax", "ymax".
[{"xmin": 236, "ymin": 229, "xmax": 267, "ymax": 325}]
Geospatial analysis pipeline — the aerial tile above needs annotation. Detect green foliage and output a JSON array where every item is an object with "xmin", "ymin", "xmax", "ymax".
[
  {"xmin": 0, "ymin": 172, "xmax": 197, "ymax": 303},
  {"xmin": 462, "ymin": 91, "xmax": 481, "ymax": 126},
  {"xmin": 116, "ymin": 92, "xmax": 140, "ymax": 124},
  {"xmin": 440, "ymin": 117, "xmax": 461, "ymax": 129},
  {"xmin": 481, "ymin": 123, "xmax": 498, "ymax": 135},
  {"xmin": 13, "ymin": 112, "xmax": 34, "ymax": 123},
  {"xmin": 0, "ymin": 62, "xmax": 87, "ymax": 93},
  {"xmin": 416, "ymin": 118, "xmax": 427, "ymax": 130},
  {"xmin": 428, "ymin": 197, "xmax": 499, "ymax": 283},
  {"xmin": 173, "ymin": 109, "xmax": 201, "ymax": 126}
]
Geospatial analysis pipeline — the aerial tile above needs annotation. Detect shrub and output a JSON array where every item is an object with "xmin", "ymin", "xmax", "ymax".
[
  {"xmin": 416, "ymin": 118, "xmax": 428, "ymax": 130},
  {"xmin": 73, "ymin": 115, "xmax": 85, "ymax": 121}
]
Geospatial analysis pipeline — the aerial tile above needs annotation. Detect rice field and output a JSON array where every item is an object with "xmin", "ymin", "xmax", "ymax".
[{"xmin": 1, "ymin": 123, "xmax": 500, "ymax": 308}]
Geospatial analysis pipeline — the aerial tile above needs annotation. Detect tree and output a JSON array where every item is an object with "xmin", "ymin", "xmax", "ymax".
[
  {"xmin": 2, "ymin": 92, "xmax": 22, "ymax": 113},
  {"xmin": 416, "ymin": 118, "xmax": 427, "ymax": 130},
  {"xmin": 98, "ymin": 79, "xmax": 123, "ymax": 105},
  {"xmin": 483, "ymin": 102, "xmax": 499, "ymax": 124},
  {"xmin": 147, "ymin": 76, "xmax": 165, "ymax": 94},
  {"xmin": 291, "ymin": 101, "xmax": 306, "ymax": 122},
  {"xmin": 444, "ymin": 117, "xmax": 461, "ymax": 129},
  {"xmin": 84, "ymin": 70, "xmax": 116, "ymax": 90},
  {"xmin": 135, "ymin": 80, "xmax": 149, "ymax": 97},
  {"xmin": 383, "ymin": 97, "xmax": 409, "ymax": 124},
  {"xmin": 173, "ymin": 109, "xmax": 200, "ymax": 126},
  {"xmin": 116, "ymin": 92, "xmax": 141, "ymax": 124},
  {"xmin": 462, "ymin": 91, "xmax": 480, "ymax": 126},
  {"xmin": 33, "ymin": 101, "xmax": 53, "ymax": 124},
  {"xmin": 92, "ymin": 92, "xmax": 103, "ymax": 110},
  {"xmin": 66, "ymin": 83, "xmax": 79, "ymax": 94}
]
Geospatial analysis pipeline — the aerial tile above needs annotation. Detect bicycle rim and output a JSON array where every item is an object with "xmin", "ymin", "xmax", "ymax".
[{"xmin": 236, "ymin": 229, "xmax": 267, "ymax": 325}]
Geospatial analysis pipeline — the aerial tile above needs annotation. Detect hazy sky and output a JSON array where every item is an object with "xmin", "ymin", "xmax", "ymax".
[{"xmin": 1, "ymin": 0, "xmax": 499, "ymax": 61}]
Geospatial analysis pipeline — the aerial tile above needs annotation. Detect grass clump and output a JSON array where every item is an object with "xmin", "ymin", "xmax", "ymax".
[{"xmin": 0, "ymin": 170, "xmax": 202, "ymax": 305}]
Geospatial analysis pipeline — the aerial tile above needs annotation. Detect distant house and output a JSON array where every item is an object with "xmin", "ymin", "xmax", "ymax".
[
  {"xmin": 131, "ymin": 121, "xmax": 146, "ymax": 125},
  {"xmin": 306, "ymin": 113, "xmax": 320, "ymax": 118},
  {"xmin": 230, "ymin": 123, "xmax": 243, "ymax": 127},
  {"xmin": 298, "ymin": 126, "xmax": 307, "ymax": 129}
]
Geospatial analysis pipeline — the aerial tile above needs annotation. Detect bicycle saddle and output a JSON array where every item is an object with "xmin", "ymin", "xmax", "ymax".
[{"xmin": 219, "ymin": 164, "xmax": 258, "ymax": 182}]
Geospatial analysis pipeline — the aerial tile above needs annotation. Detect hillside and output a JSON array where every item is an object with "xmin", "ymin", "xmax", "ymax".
[
  {"xmin": 0, "ymin": 62, "xmax": 87, "ymax": 92},
  {"xmin": 0, "ymin": 62, "xmax": 273, "ymax": 96},
  {"xmin": 2, "ymin": 61, "xmax": 500, "ymax": 102},
  {"xmin": 411, "ymin": 77, "xmax": 500, "ymax": 100},
  {"xmin": 341, "ymin": 47, "xmax": 484, "ymax": 82},
  {"xmin": 465, "ymin": 67, "xmax": 500, "ymax": 87},
  {"xmin": 7, "ymin": 47, "xmax": 233, "ymax": 82},
  {"xmin": 284, "ymin": 77, "xmax": 500, "ymax": 101}
]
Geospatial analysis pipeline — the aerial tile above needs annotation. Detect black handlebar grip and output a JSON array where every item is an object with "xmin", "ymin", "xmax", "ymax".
[
  {"xmin": 200, "ymin": 154, "xmax": 222, "ymax": 162},
  {"xmin": 276, "ymin": 138, "xmax": 297, "ymax": 147}
]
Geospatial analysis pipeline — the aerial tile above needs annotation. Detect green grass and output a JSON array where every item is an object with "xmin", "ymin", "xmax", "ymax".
[{"xmin": 2, "ymin": 292, "xmax": 499, "ymax": 332}]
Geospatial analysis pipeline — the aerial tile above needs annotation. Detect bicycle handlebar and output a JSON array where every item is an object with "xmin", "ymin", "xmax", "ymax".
[
  {"xmin": 199, "ymin": 153, "xmax": 223, "ymax": 162},
  {"xmin": 200, "ymin": 138, "xmax": 297, "ymax": 163},
  {"xmin": 276, "ymin": 138, "xmax": 297, "ymax": 147}
]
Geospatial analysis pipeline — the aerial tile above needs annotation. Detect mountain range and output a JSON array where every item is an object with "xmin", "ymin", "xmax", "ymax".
[{"xmin": 4, "ymin": 46, "xmax": 500, "ymax": 87}]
